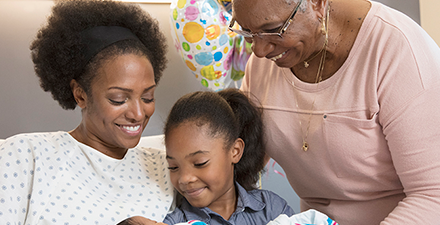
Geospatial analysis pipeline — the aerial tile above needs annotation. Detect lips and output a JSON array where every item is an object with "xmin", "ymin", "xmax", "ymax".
[
  {"xmin": 269, "ymin": 50, "xmax": 288, "ymax": 61},
  {"xmin": 121, "ymin": 125, "xmax": 140, "ymax": 132},
  {"xmin": 183, "ymin": 187, "xmax": 206, "ymax": 197},
  {"xmin": 117, "ymin": 124, "xmax": 142, "ymax": 136}
]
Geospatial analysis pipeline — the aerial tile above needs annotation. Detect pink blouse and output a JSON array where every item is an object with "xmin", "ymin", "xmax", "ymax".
[{"xmin": 241, "ymin": 1, "xmax": 440, "ymax": 224}]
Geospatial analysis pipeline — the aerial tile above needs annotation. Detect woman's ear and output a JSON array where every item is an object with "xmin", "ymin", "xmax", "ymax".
[
  {"xmin": 231, "ymin": 138, "xmax": 245, "ymax": 164},
  {"xmin": 310, "ymin": 0, "xmax": 327, "ymax": 18},
  {"xmin": 70, "ymin": 79, "xmax": 87, "ymax": 109}
]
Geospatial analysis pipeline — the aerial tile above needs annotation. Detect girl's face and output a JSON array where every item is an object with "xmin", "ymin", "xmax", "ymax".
[
  {"xmin": 165, "ymin": 122, "xmax": 244, "ymax": 211},
  {"xmin": 72, "ymin": 53, "xmax": 156, "ymax": 159}
]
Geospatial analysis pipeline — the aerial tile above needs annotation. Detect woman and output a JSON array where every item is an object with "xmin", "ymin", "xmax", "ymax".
[
  {"xmin": 0, "ymin": 1, "xmax": 173, "ymax": 224},
  {"xmin": 230, "ymin": 0, "xmax": 440, "ymax": 224}
]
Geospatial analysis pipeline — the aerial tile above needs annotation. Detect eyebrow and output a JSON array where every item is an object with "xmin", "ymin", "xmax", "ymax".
[
  {"xmin": 108, "ymin": 84, "xmax": 156, "ymax": 93},
  {"xmin": 166, "ymin": 150, "xmax": 210, "ymax": 160}
]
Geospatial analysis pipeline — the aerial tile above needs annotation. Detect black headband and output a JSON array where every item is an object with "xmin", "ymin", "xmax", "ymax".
[{"xmin": 79, "ymin": 26, "xmax": 141, "ymax": 70}]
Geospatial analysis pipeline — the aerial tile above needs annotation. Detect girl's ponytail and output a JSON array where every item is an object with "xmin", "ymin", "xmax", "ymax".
[{"xmin": 218, "ymin": 89, "xmax": 265, "ymax": 191}]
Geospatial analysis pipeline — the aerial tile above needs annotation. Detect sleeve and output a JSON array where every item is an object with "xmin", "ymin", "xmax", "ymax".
[
  {"xmin": 0, "ymin": 135, "xmax": 36, "ymax": 224},
  {"xmin": 162, "ymin": 214, "xmax": 175, "ymax": 225},
  {"xmin": 263, "ymin": 190, "xmax": 295, "ymax": 219},
  {"xmin": 162, "ymin": 207, "xmax": 185, "ymax": 225},
  {"xmin": 380, "ymin": 87, "xmax": 440, "ymax": 224},
  {"xmin": 376, "ymin": 19, "xmax": 440, "ymax": 224}
]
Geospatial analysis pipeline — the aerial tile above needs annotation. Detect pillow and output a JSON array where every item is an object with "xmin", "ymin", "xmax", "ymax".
[{"xmin": 136, "ymin": 134, "xmax": 165, "ymax": 151}]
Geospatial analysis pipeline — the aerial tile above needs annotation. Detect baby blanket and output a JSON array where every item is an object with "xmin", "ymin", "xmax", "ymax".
[{"xmin": 174, "ymin": 209, "xmax": 338, "ymax": 225}]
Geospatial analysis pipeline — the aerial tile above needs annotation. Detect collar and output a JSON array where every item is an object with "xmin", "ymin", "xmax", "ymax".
[{"xmin": 180, "ymin": 182, "xmax": 266, "ymax": 223}]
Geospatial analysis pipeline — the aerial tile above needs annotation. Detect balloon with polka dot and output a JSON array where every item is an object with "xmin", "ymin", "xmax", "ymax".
[{"xmin": 170, "ymin": 0, "xmax": 252, "ymax": 91}]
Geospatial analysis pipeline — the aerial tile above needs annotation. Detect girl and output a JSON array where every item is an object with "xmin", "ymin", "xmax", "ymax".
[{"xmin": 162, "ymin": 89, "xmax": 295, "ymax": 224}]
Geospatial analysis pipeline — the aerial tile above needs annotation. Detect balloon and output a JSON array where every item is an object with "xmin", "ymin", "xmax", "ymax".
[
  {"xmin": 217, "ymin": 0, "xmax": 232, "ymax": 14},
  {"xmin": 231, "ymin": 35, "xmax": 252, "ymax": 81},
  {"xmin": 170, "ymin": 0, "xmax": 251, "ymax": 91}
]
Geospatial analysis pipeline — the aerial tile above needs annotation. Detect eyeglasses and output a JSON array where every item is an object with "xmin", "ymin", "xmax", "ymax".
[{"xmin": 228, "ymin": 0, "xmax": 303, "ymax": 39}]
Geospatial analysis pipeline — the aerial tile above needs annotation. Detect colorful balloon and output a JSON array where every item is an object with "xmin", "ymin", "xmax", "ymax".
[
  {"xmin": 217, "ymin": 0, "xmax": 232, "ymax": 14},
  {"xmin": 170, "ymin": 0, "xmax": 251, "ymax": 91}
]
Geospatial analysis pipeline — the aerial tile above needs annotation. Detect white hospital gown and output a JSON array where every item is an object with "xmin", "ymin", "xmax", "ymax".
[{"xmin": 0, "ymin": 131, "xmax": 174, "ymax": 225}]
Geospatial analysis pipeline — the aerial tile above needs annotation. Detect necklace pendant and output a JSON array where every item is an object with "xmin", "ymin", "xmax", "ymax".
[
  {"xmin": 304, "ymin": 61, "xmax": 309, "ymax": 68},
  {"xmin": 302, "ymin": 141, "xmax": 309, "ymax": 151}
]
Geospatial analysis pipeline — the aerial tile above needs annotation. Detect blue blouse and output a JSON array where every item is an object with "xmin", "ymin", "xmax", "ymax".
[{"xmin": 163, "ymin": 182, "xmax": 295, "ymax": 225}]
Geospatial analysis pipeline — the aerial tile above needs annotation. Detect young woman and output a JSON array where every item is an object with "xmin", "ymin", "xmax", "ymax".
[{"xmin": 0, "ymin": 1, "xmax": 173, "ymax": 224}]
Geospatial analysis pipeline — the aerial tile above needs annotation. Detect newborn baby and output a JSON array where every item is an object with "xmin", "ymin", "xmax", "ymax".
[{"xmin": 117, "ymin": 209, "xmax": 338, "ymax": 225}]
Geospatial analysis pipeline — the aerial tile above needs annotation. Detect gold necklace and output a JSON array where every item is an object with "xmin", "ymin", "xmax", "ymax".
[
  {"xmin": 301, "ymin": 6, "xmax": 329, "ymax": 151},
  {"xmin": 303, "ymin": 35, "xmax": 327, "ymax": 68},
  {"xmin": 285, "ymin": 6, "xmax": 330, "ymax": 151},
  {"xmin": 301, "ymin": 42, "xmax": 327, "ymax": 151}
]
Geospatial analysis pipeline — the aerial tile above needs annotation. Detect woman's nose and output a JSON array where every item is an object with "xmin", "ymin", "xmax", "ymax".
[
  {"xmin": 251, "ymin": 37, "xmax": 275, "ymax": 58},
  {"xmin": 125, "ymin": 100, "xmax": 145, "ymax": 122}
]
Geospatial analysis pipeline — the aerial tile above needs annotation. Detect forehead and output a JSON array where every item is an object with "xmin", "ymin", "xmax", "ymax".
[
  {"xmin": 232, "ymin": 0, "xmax": 293, "ymax": 28},
  {"xmin": 166, "ymin": 122, "xmax": 226, "ymax": 156},
  {"xmin": 94, "ymin": 54, "xmax": 154, "ymax": 84}
]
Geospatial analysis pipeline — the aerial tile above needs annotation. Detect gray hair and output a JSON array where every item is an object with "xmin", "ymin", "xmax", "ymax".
[
  {"xmin": 285, "ymin": 0, "xmax": 308, "ymax": 12},
  {"xmin": 232, "ymin": 0, "xmax": 308, "ymax": 14}
]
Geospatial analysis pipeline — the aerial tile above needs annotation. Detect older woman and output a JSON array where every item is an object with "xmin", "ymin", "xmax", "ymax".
[
  {"xmin": 0, "ymin": 1, "xmax": 173, "ymax": 224},
  {"xmin": 231, "ymin": 0, "xmax": 440, "ymax": 224}
]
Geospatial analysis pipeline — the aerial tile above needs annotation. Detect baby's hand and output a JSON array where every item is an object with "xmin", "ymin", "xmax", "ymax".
[{"xmin": 117, "ymin": 216, "xmax": 168, "ymax": 225}]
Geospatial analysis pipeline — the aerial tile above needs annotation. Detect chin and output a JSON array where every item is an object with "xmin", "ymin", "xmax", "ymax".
[
  {"xmin": 129, "ymin": 139, "xmax": 142, "ymax": 149},
  {"xmin": 120, "ymin": 137, "xmax": 142, "ymax": 149},
  {"xmin": 274, "ymin": 59, "xmax": 295, "ymax": 69},
  {"xmin": 187, "ymin": 200, "xmax": 208, "ymax": 208}
]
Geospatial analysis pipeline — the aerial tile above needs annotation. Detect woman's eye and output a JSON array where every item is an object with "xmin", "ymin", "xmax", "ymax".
[
  {"xmin": 109, "ymin": 98, "xmax": 127, "ymax": 105},
  {"xmin": 264, "ymin": 27, "xmax": 281, "ymax": 33},
  {"xmin": 142, "ymin": 98, "xmax": 154, "ymax": 103},
  {"xmin": 168, "ymin": 166, "xmax": 178, "ymax": 171},
  {"xmin": 194, "ymin": 160, "xmax": 209, "ymax": 167}
]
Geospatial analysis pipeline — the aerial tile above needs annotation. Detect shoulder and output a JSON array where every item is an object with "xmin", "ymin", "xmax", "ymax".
[
  {"xmin": 0, "ymin": 132, "xmax": 73, "ymax": 178},
  {"xmin": 370, "ymin": 1, "xmax": 418, "ymax": 28},
  {"xmin": 247, "ymin": 189, "xmax": 295, "ymax": 217},
  {"xmin": 247, "ymin": 189, "xmax": 288, "ymax": 203},
  {"xmin": 367, "ymin": 1, "xmax": 438, "ymax": 55},
  {"xmin": 1, "ymin": 131, "xmax": 72, "ymax": 152},
  {"xmin": 3, "ymin": 131, "xmax": 69, "ymax": 142},
  {"xmin": 349, "ymin": 1, "xmax": 440, "ymax": 95}
]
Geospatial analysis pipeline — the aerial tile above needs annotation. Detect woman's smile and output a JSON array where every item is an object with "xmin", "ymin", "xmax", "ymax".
[
  {"xmin": 117, "ymin": 124, "xmax": 142, "ymax": 136},
  {"xmin": 270, "ymin": 50, "xmax": 288, "ymax": 62}
]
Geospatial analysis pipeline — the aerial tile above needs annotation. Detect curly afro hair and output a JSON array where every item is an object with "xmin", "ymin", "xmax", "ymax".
[{"xmin": 30, "ymin": 0, "xmax": 168, "ymax": 110}]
